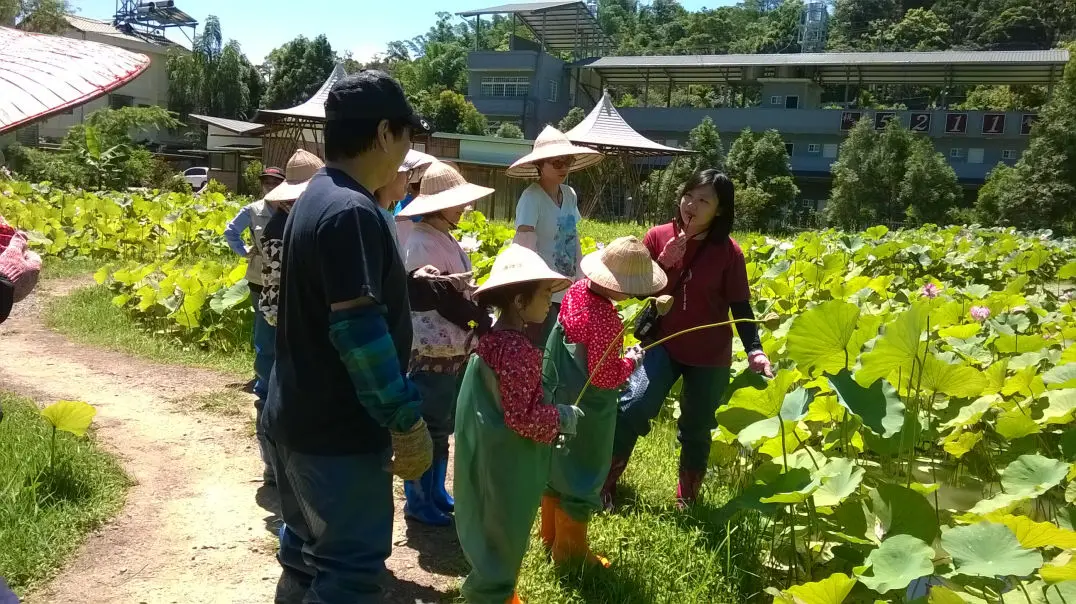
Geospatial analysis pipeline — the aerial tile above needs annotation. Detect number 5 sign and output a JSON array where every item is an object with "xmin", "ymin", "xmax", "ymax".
[{"xmin": 982, "ymin": 113, "xmax": 1006, "ymax": 135}]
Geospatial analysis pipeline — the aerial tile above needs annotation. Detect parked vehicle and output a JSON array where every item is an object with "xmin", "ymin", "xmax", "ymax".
[{"xmin": 182, "ymin": 167, "xmax": 209, "ymax": 191}]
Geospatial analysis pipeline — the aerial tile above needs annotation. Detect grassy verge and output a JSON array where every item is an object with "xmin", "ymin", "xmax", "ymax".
[
  {"xmin": 40, "ymin": 257, "xmax": 102, "ymax": 281},
  {"xmin": 43, "ymin": 285, "xmax": 251, "ymax": 376},
  {"xmin": 0, "ymin": 393, "xmax": 128, "ymax": 596},
  {"xmin": 516, "ymin": 422, "xmax": 752, "ymax": 604}
]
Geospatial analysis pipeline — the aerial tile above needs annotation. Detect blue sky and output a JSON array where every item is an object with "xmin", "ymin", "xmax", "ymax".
[{"xmin": 72, "ymin": 0, "xmax": 736, "ymax": 64}]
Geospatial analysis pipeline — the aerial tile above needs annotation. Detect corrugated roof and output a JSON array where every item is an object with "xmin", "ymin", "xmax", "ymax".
[
  {"xmin": 65, "ymin": 14, "xmax": 177, "ymax": 49},
  {"xmin": 0, "ymin": 25, "xmax": 151, "ymax": 134},
  {"xmin": 458, "ymin": 1, "xmax": 611, "ymax": 55},
  {"xmin": 255, "ymin": 63, "xmax": 347, "ymax": 123},
  {"xmin": 566, "ymin": 90, "xmax": 693, "ymax": 157},
  {"xmin": 581, "ymin": 50, "xmax": 1070, "ymax": 69},
  {"xmin": 578, "ymin": 49, "xmax": 1070, "ymax": 85},
  {"xmin": 189, "ymin": 113, "xmax": 266, "ymax": 134},
  {"xmin": 459, "ymin": 1, "xmax": 579, "ymax": 16}
]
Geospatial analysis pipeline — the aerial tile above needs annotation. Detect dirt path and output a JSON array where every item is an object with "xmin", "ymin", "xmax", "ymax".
[{"xmin": 1, "ymin": 279, "xmax": 462, "ymax": 604}]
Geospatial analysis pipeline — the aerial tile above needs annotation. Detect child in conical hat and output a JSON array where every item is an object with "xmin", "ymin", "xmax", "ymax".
[
  {"xmin": 454, "ymin": 244, "xmax": 578, "ymax": 604},
  {"xmin": 540, "ymin": 236, "xmax": 667, "ymax": 567}
]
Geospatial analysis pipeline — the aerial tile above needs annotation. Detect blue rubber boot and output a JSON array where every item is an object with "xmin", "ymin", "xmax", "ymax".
[
  {"xmin": 404, "ymin": 467, "xmax": 452, "ymax": 527},
  {"xmin": 431, "ymin": 456, "xmax": 454, "ymax": 513}
]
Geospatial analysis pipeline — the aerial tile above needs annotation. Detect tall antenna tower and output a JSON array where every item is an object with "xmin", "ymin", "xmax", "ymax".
[
  {"xmin": 798, "ymin": 2, "xmax": 829, "ymax": 53},
  {"xmin": 113, "ymin": 0, "xmax": 198, "ymax": 44}
]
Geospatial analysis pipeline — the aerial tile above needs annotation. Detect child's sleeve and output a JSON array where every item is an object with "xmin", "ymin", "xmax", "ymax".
[
  {"xmin": 489, "ymin": 338, "xmax": 559, "ymax": 443},
  {"xmin": 586, "ymin": 302, "xmax": 635, "ymax": 389}
]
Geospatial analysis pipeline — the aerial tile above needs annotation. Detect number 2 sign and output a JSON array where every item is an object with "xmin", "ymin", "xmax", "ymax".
[{"xmin": 910, "ymin": 113, "xmax": 931, "ymax": 133}]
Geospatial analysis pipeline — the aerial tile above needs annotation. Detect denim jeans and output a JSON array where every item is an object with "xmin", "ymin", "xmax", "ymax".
[
  {"xmin": 612, "ymin": 344, "xmax": 731, "ymax": 472},
  {"xmin": 409, "ymin": 370, "xmax": 460, "ymax": 460},
  {"xmin": 263, "ymin": 435, "xmax": 394, "ymax": 604},
  {"xmin": 250, "ymin": 284, "xmax": 275, "ymax": 402}
]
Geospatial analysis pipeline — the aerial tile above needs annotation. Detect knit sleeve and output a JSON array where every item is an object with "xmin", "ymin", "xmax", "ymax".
[{"xmin": 479, "ymin": 332, "xmax": 559, "ymax": 444}]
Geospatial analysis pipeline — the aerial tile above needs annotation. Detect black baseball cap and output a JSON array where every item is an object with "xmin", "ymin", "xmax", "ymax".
[{"xmin": 324, "ymin": 70, "xmax": 431, "ymax": 133}]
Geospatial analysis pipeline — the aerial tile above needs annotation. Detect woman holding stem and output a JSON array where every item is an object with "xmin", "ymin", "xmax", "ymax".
[{"xmin": 600, "ymin": 168, "xmax": 774, "ymax": 510}]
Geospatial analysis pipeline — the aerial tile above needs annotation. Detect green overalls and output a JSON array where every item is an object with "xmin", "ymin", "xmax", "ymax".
[
  {"xmin": 454, "ymin": 353, "xmax": 553, "ymax": 603},
  {"xmin": 543, "ymin": 321, "xmax": 619, "ymax": 521}
]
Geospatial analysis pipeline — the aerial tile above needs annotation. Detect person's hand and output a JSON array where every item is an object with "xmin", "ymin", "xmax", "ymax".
[
  {"xmin": 748, "ymin": 350, "xmax": 773, "ymax": 378},
  {"xmin": 556, "ymin": 405, "xmax": 585, "ymax": 437},
  {"xmin": 654, "ymin": 294, "xmax": 674, "ymax": 316},
  {"xmin": 442, "ymin": 271, "xmax": 475, "ymax": 293},
  {"xmin": 0, "ymin": 232, "xmax": 41, "ymax": 303},
  {"xmin": 388, "ymin": 418, "xmax": 433, "ymax": 480},
  {"xmin": 625, "ymin": 345, "xmax": 644, "ymax": 364},
  {"xmin": 413, "ymin": 265, "xmax": 442, "ymax": 280},
  {"xmin": 657, "ymin": 233, "xmax": 689, "ymax": 268}
]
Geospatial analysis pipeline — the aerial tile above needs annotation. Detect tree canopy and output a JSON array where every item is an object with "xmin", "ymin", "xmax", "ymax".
[
  {"xmin": 166, "ymin": 16, "xmax": 261, "ymax": 120},
  {"xmin": 260, "ymin": 35, "xmax": 336, "ymax": 110},
  {"xmin": 0, "ymin": 0, "xmax": 69, "ymax": 33}
]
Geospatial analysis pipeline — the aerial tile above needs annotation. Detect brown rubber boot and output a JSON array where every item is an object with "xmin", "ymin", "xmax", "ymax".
[
  {"xmin": 540, "ymin": 494, "xmax": 558, "ymax": 550},
  {"xmin": 551, "ymin": 506, "xmax": 611, "ymax": 568},
  {"xmin": 600, "ymin": 456, "xmax": 629, "ymax": 512},
  {"xmin": 676, "ymin": 469, "xmax": 706, "ymax": 510}
]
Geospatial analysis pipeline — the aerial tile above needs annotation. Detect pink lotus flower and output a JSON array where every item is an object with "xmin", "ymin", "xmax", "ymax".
[
  {"xmin": 921, "ymin": 283, "xmax": 941, "ymax": 299},
  {"xmin": 970, "ymin": 306, "xmax": 990, "ymax": 322}
]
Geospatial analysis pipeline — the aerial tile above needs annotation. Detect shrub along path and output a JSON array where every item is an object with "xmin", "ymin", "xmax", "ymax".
[{"xmin": 0, "ymin": 279, "xmax": 455, "ymax": 603}]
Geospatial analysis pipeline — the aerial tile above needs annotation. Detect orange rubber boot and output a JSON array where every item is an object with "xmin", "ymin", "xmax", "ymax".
[
  {"xmin": 540, "ymin": 495, "xmax": 558, "ymax": 551},
  {"xmin": 506, "ymin": 591, "xmax": 523, "ymax": 604},
  {"xmin": 550, "ymin": 506, "xmax": 611, "ymax": 568}
]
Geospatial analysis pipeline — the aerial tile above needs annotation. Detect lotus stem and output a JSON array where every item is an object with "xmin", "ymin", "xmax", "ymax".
[{"xmin": 572, "ymin": 296, "xmax": 767, "ymax": 407}]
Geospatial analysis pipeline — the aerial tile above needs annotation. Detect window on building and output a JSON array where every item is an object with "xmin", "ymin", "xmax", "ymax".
[
  {"xmin": 950, "ymin": 148, "xmax": 966, "ymax": 160},
  {"xmin": 823, "ymin": 144, "xmax": 838, "ymax": 158},
  {"xmin": 784, "ymin": 143, "xmax": 794, "ymax": 157},
  {"xmin": 480, "ymin": 76, "xmax": 530, "ymax": 98},
  {"xmin": 968, "ymin": 148, "xmax": 984, "ymax": 164},
  {"xmin": 769, "ymin": 95, "xmax": 783, "ymax": 106},
  {"xmin": 548, "ymin": 80, "xmax": 558, "ymax": 102},
  {"xmin": 1002, "ymin": 149, "xmax": 1018, "ymax": 160},
  {"xmin": 109, "ymin": 94, "xmax": 134, "ymax": 109},
  {"xmin": 807, "ymin": 143, "xmax": 821, "ymax": 154},
  {"xmin": 785, "ymin": 95, "xmax": 800, "ymax": 109}
]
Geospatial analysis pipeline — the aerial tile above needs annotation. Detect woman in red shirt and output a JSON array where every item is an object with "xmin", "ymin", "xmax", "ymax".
[{"xmin": 600, "ymin": 169, "xmax": 773, "ymax": 510}]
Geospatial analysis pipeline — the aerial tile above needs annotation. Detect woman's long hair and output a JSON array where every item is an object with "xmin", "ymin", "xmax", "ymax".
[{"xmin": 673, "ymin": 168, "xmax": 735, "ymax": 242}]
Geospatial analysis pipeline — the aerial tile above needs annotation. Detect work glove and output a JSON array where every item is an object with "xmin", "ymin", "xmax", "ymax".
[
  {"xmin": 748, "ymin": 350, "xmax": 774, "ymax": 378},
  {"xmin": 388, "ymin": 418, "xmax": 433, "ymax": 480},
  {"xmin": 625, "ymin": 345, "xmax": 644, "ymax": 364},
  {"xmin": 556, "ymin": 404, "xmax": 585, "ymax": 437},
  {"xmin": 413, "ymin": 265, "xmax": 476, "ymax": 294},
  {"xmin": 0, "ymin": 231, "xmax": 41, "ymax": 303},
  {"xmin": 657, "ymin": 233, "xmax": 689, "ymax": 268}
]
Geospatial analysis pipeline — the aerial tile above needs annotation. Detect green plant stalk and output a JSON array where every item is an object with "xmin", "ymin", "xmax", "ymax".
[{"xmin": 572, "ymin": 311, "xmax": 767, "ymax": 408}]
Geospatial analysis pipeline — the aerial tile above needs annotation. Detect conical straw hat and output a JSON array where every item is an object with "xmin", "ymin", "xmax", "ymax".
[
  {"xmin": 474, "ymin": 243, "xmax": 572, "ymax": 297},
  {"xmin": 264, "ymin": 149, "xmax": 324, "ymax": 202},
  {"xmin": 581, "ymin": 236, "xmax": 667, "ymax": 296},
  {"xmin": 398, "ymin": 161, "xmax": 494, "ymax": 218},
  {"xmin": 506, "ymin": 125, "xmax": 603, "ymax": 179}
]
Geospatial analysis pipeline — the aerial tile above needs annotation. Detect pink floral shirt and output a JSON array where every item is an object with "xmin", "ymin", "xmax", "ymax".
[
  {"xmin": 559, "ymin": 279, "xmax": 635, "ymax": 389},
  {"xmin": 476, "ymin": 329, "xmax": 559, "ymax": 444}
]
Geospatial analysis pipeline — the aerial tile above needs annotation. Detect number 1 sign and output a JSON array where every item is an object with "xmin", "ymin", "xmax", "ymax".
[{"xmin": 982, "ymin": 114, "xmax": 1006, "ymax": 135}]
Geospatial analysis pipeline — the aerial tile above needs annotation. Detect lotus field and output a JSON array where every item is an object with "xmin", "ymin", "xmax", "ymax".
[{"xmin": 7, "ymin": 178, "xmax": 1076, "ymax": 602}]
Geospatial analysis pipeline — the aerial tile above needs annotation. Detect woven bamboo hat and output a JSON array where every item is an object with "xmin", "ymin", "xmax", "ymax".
[
  {"xmin": 506, "ymin": 125, "xmax": 603, "ymax": 178},
  {"xmin": 474, "ymin": 244, "xmax": 572, "ymax": 297},
  {"xmin": 264, "ymin": 149, "xmax": 324, "ymax": 202},
  {"xmin": 398, "ymin": 161, "xmax": 494, "ymax": 218},
  {"xmin": 400, "ymin": 149, "xmax": 437, "ymax": 184},
  {"xmin": 581, "ymin": 236, "xmax": 667, "ymax": 296}
]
